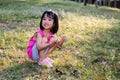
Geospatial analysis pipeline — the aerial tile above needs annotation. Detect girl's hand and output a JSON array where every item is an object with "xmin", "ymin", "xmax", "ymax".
[
  {"xmin": 42, "ymin": 37, "xmax": 47, "ymax": 43},
  {"xmin": 51, "ymin": 36, "xmax": 59, "ymax": 43},
  {"xmin": 61, "ymin": 34, "xmax": 68, "ymax": 41},
  {"xmin": 56, "ymin": 34, "xmax": 68, "ymax": 48},
  {"xmin": 49, "ymin": 36, "xmax": 59, "ymax": 47}
]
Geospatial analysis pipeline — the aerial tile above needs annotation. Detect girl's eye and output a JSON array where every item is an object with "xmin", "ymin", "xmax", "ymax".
[
  {"xmin": 49, "ymin": 19, "xmax": 53, "ymax": 21},
  {"xmin": 49, "ymin": 19, "xmax": 51, "ymax": 21},
  {"xmin": 43, "ymin": 18, "xmax": 46, "ymax": 20}
]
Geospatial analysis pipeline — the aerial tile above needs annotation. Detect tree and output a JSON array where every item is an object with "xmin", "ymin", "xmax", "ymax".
[
  {"xmin": 114, "ymin": 0, "xmax": 117, "ymax": 7},
  {"xmin": 84, "ymin": 0, "xmax": 88, "ymax": 6}
]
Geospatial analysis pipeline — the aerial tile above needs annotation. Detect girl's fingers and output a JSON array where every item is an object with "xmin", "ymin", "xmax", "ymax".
[{"xmin": 62, "ymin": 34, "xmax": 68, "ymax": 41}]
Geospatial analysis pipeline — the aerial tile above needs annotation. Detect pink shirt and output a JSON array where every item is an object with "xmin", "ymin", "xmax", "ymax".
[{"xmin": 27, "ymin": 29, "xmax": 53, "ymax": 59}]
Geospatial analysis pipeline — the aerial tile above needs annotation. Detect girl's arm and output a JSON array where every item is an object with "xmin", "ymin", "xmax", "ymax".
[
  {"xmin": 36, "ymin": 33, "xmax": 55, "ymax": 50},
  {"xmin": 57, "ymin": 34, "xmax": 67, "ymax": 47},
  {"xmin": 45, "ymin": 35, "xmax": 67, "ymax": 58},
  {"xmin": 45, "ymin": 41, "xmax": 58, "ymax": 58}
]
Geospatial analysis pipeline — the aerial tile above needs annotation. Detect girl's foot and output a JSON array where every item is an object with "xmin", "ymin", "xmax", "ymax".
[
  {"xmin": 45, "ymin": 58, "xmax": 53, "ymax": 67},
  {"xmin": 46, "ymin": 57, "xmax": 54, "ymax": 63},
  {"xmin": 38, "ymin": 58, "xmax": 53, "ymax": 67},
  {"xmin": 38, "ymin": 60, "xmax": 46, "ymax": 66}
]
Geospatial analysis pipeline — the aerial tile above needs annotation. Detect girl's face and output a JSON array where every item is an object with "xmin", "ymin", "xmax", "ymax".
[{"xmin": 42, "ymin": 14, "xmax": 54, "ymax": 30}]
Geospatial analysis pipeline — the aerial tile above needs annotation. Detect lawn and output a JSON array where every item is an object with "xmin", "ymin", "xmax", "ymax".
[{"xmin": 0, "ymin": 0, "xmax": 120, "ymax": 80}]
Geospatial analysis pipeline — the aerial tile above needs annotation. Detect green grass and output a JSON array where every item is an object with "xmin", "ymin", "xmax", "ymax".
[{"xmin": 0, "ymin": 0, "xmax": 120, "ymax": 80}]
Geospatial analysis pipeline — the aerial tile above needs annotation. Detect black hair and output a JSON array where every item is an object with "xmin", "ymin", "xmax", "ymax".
[{"xmin": 40, "ymin": 10, "xmax": 59, "ymax": 34}]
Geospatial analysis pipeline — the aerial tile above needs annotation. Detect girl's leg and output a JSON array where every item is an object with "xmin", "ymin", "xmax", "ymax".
[
  {"xmin": 32, "ymin": 43, "xmax": 39, "ymax": 60},
  {"xmin": 44, "ymin": 44, "xmax": 57, "ymax": 58},
  {"xmin": 32, "ymin": 43, "xmax": 47, "ymax": 61},
  {"xmin": 38, "ymin": 47, "xmax": 49, "ymax": 61},
  {"xmin": 38, "ymin": 50, "xmax": 45, "ymax": 61},
  {"xmin": 38, "ymin": 48, "xmax": 53, "ymax": 67},
  {"xmin": 32, "ymin": 44, "xmax": 53, "ymax": 67}
]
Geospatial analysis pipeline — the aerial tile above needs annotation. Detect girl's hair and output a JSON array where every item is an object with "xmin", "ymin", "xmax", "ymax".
[{"xmin": 40, "ymin": 10, "xmax": 59, "ymax": 34}]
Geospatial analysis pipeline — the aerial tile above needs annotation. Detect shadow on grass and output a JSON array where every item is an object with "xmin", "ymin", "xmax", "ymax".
[
  {"xmin": 0, "ymin": 60, "xmax": 82, "ymax": 80},
  {"xmin": 0, "ymin": 61, "xmax": 44, "ymax": 80}
]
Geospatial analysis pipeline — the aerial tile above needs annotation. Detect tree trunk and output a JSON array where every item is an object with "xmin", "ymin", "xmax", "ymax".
[
  {"xmin": 108, "ymin": 0, "xmax": 111, "ymax": 7},
  {"xmin": 76, "ymin": 0, "xmax": 81, "ymax": 2},
  {"xmin": 88, "ymin": 0, "xmax": 92, "ymax": 4},
  {"xmin": 114, "ymin": 0, "xmax": 117, "ymax": 7},
  {"xmin": 84, "ymin": 0, "xmax": 88, "ymax": 6},
  {"xmin": 95, "ymin": 0, "xmax": 99, "ymax": 8},
  {"xmin": 79, "ymin": 0, "xmax": 82, "ymax": 2},
  {"xmin": 99, "ymin": 0, "xmax": 102, "ymax": 6},
  {"xmin": 103, "ymin": 0, "xmax": 107, "ymax": 6}
]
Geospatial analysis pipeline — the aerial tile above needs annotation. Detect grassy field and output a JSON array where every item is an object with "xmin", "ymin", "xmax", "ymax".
[{"xmin": 0, "ymin": 0, "xmax": 120, "ymax": 80}]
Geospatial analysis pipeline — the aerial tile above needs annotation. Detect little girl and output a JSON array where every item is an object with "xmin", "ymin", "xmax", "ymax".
[{"xmin": 27, "ymin": 10, "xmax": 67, "ymax": 67}]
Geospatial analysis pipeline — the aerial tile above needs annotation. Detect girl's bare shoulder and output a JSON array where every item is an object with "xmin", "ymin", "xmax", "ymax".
[{"xmin": 33, "ymin": 32, "xmax": 42, "ymax": 40}]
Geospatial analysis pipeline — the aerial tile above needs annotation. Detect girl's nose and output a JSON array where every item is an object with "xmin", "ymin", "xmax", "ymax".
[{"xmin": 44, "ymin": 20, "xmax": 49, "ymax": 23}]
